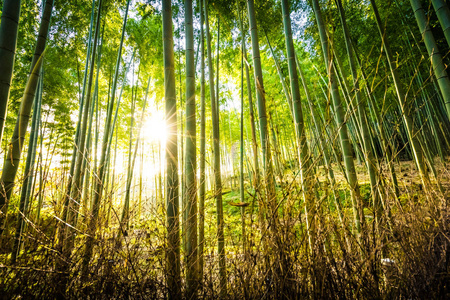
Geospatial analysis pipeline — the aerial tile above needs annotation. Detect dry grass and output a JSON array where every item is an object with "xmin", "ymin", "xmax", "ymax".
[{"xmin": 0, "ymin": 158, "xmax": 449, "ymax": 299}]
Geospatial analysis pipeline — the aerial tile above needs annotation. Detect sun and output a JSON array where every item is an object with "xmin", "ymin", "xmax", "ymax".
[
  {"xmin": 143, "ymin": 108, "xmax": 167, "ymax": 147},
  {"xmin": 140, "ymin": 107, "xmax": 167, "ymax": 179}
]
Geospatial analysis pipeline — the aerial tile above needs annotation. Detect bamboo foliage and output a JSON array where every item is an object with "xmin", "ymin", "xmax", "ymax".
[{"xmin": 0, "ymin": 0, "xmax": 449, "ymax": 299}]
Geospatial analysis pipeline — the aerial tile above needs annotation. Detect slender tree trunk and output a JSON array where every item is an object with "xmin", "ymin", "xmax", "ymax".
[
  {"xmin": 59, "ymin": 0, "xmax": 97, "ymax": 234},
  {"xmin": 163, "ymin": 0, "xmax": 181, "ymax": 298},
  {"xmin": 82, "ymin": 31, "xmax": 103, "ymax": 218},
  {"xmin": 410, "ymin": 0, "xmax": 450, "ymax": 120},
  {"xmin": 106, "ymin": 49, "xmax": 136, "ymax": 170},
  {"xmin": 311, "ymin": 0, "xmax": 364, "ymax": 235},
  {"xmin": 431, "ymin": 0, "xmax": 450, "ymax": 47},
  {"xmin": 198, "ymin": 0, "xmax": 206, "ymax": 283},
  {"xmin": 216, "ymin": 18, "xmax": 220, "ymax": 122},
  {"xmin": 178, "ymin": 22, "xmax": 186, "ymax": 256},
  {"xmin": 352, "ymin": 43, "xmax": 400, "ymax": 198},
  {"xmin": 281, "ymin": 0, "xmax": 315, "ymax": 248},
  {"xmin": 265, "ymin": 32, "xmax": 294, "ymax": 118},
  {"xmin": 370, "ymin": 0, "xmax": 429, "ymax": 191},
  {"xmin": 185, "ymin": 0, "xmax": 198, "ymax": 296},
  {"xmin": 36, "ymin": 119, "xmax": 45, "ymax": 224},
  {"xmin": 62, "ymin": 0, "xmax": 102, "ymax": 257},
  {"xmin": 120, "ymin": 73, "xmax": 140, "ymax": 231},
  {"xmin": 81, "ymin": 0, "xmax": 131, "ymax": 278},
  {"xmin": 242, "ymin": 0, "xmax": 265, "ymax": 260},
  {"xmin": 10, "ymin": 69, "xmax": 43, "ymax": 264},
  {"xmin": 0, "ymin": 0, "xmax": 22, "ymax": 144},
  {"xmin": 228, "ymin": 110, "xmax": 235, "ymax": 189},
  {"xmin": 237, "ymin": 3, "xmax": 249, "ymax": 264},
  {"xmin": 335, "ymin": 0, "xmax": 381, "ymax": 222},
  {"xmin": 239, "ymin": 21, "xmax": 246, "ymax": 257},
  {"xmin": 246, "ymin": 0, "xmax": 277, "ymax": 232},
  {"xmin": 0, "ymin": 0, "xmax": 54, "ymax": 236},
  {"xmin": 204, "ymin": 0, "xmax": 226, "ymax": 295},
  {"xmin": 116, "ymin": 77, "xmax": 150, "ymax": 242},
  {"xmin": 243, "ymin": 34, "xmax": 261, "ymax": 218},
  {"xmin": 138, "ymin": 140, "xmax": 143, "ymax": 220}
]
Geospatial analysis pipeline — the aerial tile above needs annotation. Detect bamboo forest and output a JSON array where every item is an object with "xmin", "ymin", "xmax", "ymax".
[{"xmin": 0, "ymin": 0, "xmax": 449, "ymax": 298}]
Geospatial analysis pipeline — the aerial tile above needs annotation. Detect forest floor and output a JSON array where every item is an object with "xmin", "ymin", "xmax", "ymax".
[
  {"xmin": 1, "ymin": 158, "xmax": 448, "ymax": 299},
  {"xmin": 223, "ymin": 157, "xmax": 450, "ymax": 203},
  {"xmin": 315, "ymin": 157, "xmax": 450, "ymax": 187}
]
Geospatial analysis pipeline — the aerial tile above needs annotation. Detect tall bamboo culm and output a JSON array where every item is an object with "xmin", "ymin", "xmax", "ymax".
[
  {"xmin": 184, "ymin": 0, "xmax": 198, "ymax": 297},
  {"xmin": 203, "ymin": 0, "xmax": 226, "ymax": 295},
  {"xmin": 0, "ymin": 0, "xmax": 54, "ymax": 236},
  {"xmin": 81, "ymin": 0, "xmax": 131, "ymax": 278},
  {"xmin": 311, "ymin": 0, "xmax": 364, "ymax": 236},
  {"xmin": 370, "ymin": 0, "xmax": 429, "ymax": 191},
  {"xmin": 431, "ymin": 0, "xmax": 450, "ymax": 48},
  {"xmin": 410, "ymin": 0, "xmax": 450, "ymax": 121},
  {"xmin": 163, "ymin": 0, "xmax": 181, "ymax": 298},
  {"xmin": 0, "ymin": 0, "xmax": 22, "ymax": 145}
]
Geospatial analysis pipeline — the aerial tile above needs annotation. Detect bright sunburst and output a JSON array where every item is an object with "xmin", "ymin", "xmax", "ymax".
[{"xmin": 143, "ymin": 107, "xmax": 167, "ymax": 147}]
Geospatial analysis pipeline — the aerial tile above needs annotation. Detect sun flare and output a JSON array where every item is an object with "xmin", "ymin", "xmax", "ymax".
[{"xmin": 143, "ymin": 109, "xmax": 167, "ymax": 147}]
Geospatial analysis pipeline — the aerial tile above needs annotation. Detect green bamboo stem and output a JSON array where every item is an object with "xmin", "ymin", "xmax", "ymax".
[
  {"xmin": 296, "ymin": 56, "xmax": 347, "ymax": 240},
  {"xmin": 352, "ymin": 43, "xmax": 400, "ymax": 198},
  {"xmin": 81, "ymin": 0, "xmax": 131, "ymax": 278},
  {"xmin": 198, "ymin": 0, "xmax": 206, "ymax": 282},
  {"xmin": 63, "ymin": 0, "xmax": 103, "ymax": 258},
  {"xmin": 336, "ymin": 0, "xmax": 382, "ymax": 222},
  {"xmin": 0, "ymin": 0, "xmax": 22, "ymax": 144},
  {"xmin": 120, "ymin": 66, "xmax": 138, "ymax": 230},
  {"xmin": 117, "ymin": 78, "xmax": 150, "ymax": 238},
  {"xmin": 239, "ymin": 15, "xmax": 246, "ymax": 257},
  {"xmin": 265, "ymin": 31, "xmax": 294, "ymax": 118},
  {"xmin": 410, "ymin": 0, "xmax": 450, "ymax": 121},
  {"xmin": 431, "ymin": 0, "xmax": 450, "ymax": 47},
  {"xmin": 184, "ymin": 0, "xmax": 198, "ymax": 296},
  {"xmin": 281, "ymin": 0, "xmax": 316, "ymax": 251},
  {"xmin": 238, "ymin": 0, "xmax": 263, "ymax": 242},
  {"xmin": 10, "ymin": 69, "xmax": 43, "ymax": 264},
  {"xmin": 82, "ymin": 30, "xmax": 104, "ymax": 219},
  {"xmin": 204, "ymin": 0, "xmax": 226, "ymax": 294},
  {"xmin": 0, "ymin": 0, "xmax": 54, "ymax": 236},
  {"xmin": 246, "ymin": 0, "xmax": 278, "ymax": 237},
  {"xmin": 59, "ymin": 0, "xmax": 97, "ymax": 229},
  {"xmin": 162, "ymin": 1, "xmax": 180, "ymax": 294},
  {"xmin": 311, "ymin": 0, "xmax": 364, "ymax": 235},
  {"xmin": 370, "ymin": 0, "xmax": 429, "ymax": 192}
]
